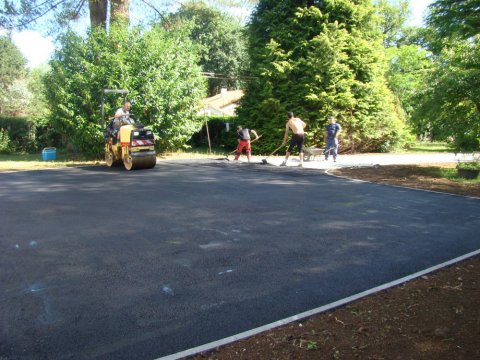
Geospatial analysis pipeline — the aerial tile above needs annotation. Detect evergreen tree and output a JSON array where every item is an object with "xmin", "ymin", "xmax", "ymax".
[
  {"xmin": 238, "ymin": 0, "xmax": 409, "ymax": 153},
  {"xmin": 427, "ymin": 0, "xmax": 480, "ymax": 40}
]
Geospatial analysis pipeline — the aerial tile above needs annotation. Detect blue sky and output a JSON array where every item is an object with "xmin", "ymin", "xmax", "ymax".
[{"xmin": 8, "ymin": 0, "xmax": 434, "ymax": 69}]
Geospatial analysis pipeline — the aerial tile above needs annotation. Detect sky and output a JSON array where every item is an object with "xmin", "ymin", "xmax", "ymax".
[
  {"xmin": 407, "ymin": 0, "xmax": 433, "ymax": 26},
  {"xmin": 8, "ymin": 0, "xmax": 433, "ymax": 69}
]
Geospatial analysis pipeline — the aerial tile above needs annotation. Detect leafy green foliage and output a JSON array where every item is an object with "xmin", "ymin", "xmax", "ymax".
[
  {"xmin": 427, "ymin": 0, "xmax": 480, "ymax": 40},
  {"xmin": 457, "ymin": 161, "xmax": 480, "ymax": 171},
  {"xmin": 166, "ymin": 1, "xmax": 249, "ymax": 96},
  {"xmin": 0, "ymin": 0, "xmax": 128, "ymax": 30},
  {"xmin": 0, "ymin": 36, "xmax": 27, "ymax": 90},
  {"xmin": 238, "ymin": 0, "xmax": 409, "ymax": 153},
  {"xmin": 386, "ymin": 45, "xmax": 432, "ymax": 117},
  {"xmin": 412, "ymin": 39, "xmax": 480, "ymax": 150},
  {"xmin": 0, "ymin": 128, "xmax": 12, "ymax": 154},
  {"xmin": 43, "ymin": 26, "xmax": 206, "ymax": 156},
  {"xmin": 0, "ymin": 35, "xmax": 28, "ymax": 115},
  {"xmin": 374, "ymin": 0, "xmax": 411, "ymax": 47},
  {"xmin": 189, "ymin": 115, "xmax": 239, "ymax": 150},
  {"xmin": 0, "ymin": 116, "xmax": 39, "ymax": 152},
  {"xmin": 410, "ymin": 1, "xmax": 480, "ymax": 152},
  {"xmin": 0, "ymin": 38, "xmax": 51, "ymax": 152},
  {"xmin": 0, "ymin": 0, "xmax": 91, "ymax": 30}
]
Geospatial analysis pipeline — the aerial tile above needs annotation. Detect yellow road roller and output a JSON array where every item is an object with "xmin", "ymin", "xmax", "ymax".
[{"xmin": 102, "ymin": 89, "xmax": 156, "ymax": 170}]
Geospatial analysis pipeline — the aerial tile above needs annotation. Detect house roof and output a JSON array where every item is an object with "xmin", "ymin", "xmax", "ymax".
[{"xmin": 198, "ymin": 90, "xmax": 244, "ymax": 116}]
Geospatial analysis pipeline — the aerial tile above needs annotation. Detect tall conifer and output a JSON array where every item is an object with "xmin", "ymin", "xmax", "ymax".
[{"xmin": 238, "ymin": 0, "xmax": 408, "ymax": 152}]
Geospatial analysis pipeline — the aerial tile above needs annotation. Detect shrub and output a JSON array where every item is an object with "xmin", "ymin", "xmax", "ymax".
[
  {"xmin": 0, "ymin": 128, "xmax": 12, "ymax": 154},
  {"xmin": 456, "ymin": 161, "xmax": 480, "ymax": 171},
  {"xmin": 44, "ymin": 25, "xmax": 206, "ymax": 157}
]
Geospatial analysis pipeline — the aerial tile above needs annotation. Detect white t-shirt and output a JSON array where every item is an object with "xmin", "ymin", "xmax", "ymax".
[
  {"xmin": 114, "ymin": 107, "xmax": 133, "ymax": 127},
  {"xmin": 115, "ymin": 107, "xmax": 129, "ymax": 118}
]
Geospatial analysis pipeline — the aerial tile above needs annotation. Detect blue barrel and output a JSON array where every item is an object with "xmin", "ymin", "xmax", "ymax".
[{"xmin": 42, "ymin": 147, "xmax": 57, "ymax": 161}]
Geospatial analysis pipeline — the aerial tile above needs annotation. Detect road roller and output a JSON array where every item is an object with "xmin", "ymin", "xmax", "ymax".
[
  {"xmin": 101, "ymin": 89, "xmax": 156, "ymax": 170},
  {"xmin": 104, "ymin": 118, "xmax": 156, "ymax": 170}
]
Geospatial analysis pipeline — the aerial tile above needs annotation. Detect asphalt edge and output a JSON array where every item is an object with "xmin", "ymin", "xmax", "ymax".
[{"xmin": 156, "ymin": 249, "xmax": 480, "ymax": 360}]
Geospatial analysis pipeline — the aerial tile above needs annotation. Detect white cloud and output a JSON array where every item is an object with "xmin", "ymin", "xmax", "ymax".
[
  {"xmin": 11, "ymin": 30, "xmax": 55, "ymax": 69},
  {"xmin": 408, "ymin": 0, "xmax": 434, "ymax": 27}
]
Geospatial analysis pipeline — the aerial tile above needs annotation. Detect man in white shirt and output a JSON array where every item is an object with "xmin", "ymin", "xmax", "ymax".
[
  {"xmin": 111, "ymin": 101, "xmax": 133, "ymax": 142},
  {"xmin": 115, "ymin": 101, "xmax": 131, "ymax": 119}
]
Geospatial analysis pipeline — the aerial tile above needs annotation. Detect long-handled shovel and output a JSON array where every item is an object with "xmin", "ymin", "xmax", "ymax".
[{"xmin": 261, "ymin": 143, "xmax": 286, "ymax": 164}]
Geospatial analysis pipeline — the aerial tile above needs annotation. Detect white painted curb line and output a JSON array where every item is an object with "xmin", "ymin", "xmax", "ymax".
[{"xmin": 156, "ymin": 249, "xmax": 480, "ymax": 360}]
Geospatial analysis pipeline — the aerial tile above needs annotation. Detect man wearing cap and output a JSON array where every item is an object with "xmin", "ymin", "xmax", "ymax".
[{"xmin": 235, "ymin": 125, "xmax": 259, "ymax": 162}]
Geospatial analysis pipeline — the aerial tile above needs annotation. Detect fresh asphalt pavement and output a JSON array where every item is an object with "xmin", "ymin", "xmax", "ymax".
[{"xmin": 1, "ymin": 157, "xmax": 479, "ymax": 359}]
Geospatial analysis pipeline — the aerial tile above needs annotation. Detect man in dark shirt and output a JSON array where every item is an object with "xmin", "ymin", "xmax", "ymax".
[
  {"xmin": 235, "ymin": 125, "xmax": 259, "ymax": 162},
  {"xmin": 324, "ymin": 116, "xmax": 342, "ymax": 162}
]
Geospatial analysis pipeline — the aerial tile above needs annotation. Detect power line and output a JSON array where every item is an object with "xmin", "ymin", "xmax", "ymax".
[{"xmin": 201, "ymin": 72, "xmax": 257, "ymax": 81}]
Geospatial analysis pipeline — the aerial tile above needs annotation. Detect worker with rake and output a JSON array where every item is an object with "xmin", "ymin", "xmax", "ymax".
[
  {"xmin": 234, "ymin": 125, "xmax": 259, "ymax": 163},
  {"xmin": 280, "ymin": 112, "xmax": 307, "ymax": 167}
]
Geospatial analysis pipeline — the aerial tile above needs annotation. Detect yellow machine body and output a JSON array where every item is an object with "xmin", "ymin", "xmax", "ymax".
[{"xmin": 104, "ymin": 123, "xmax": 156, "ymax": 170}]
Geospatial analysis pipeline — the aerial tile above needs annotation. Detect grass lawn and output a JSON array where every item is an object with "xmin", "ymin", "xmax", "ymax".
[
  {"xmin": 404, "ymin": 140, "xmax": 455, "ymax": 153},
  {"xmin": 0, "ymin": 147, "xmax": 225, "ymax": 172},
  {"xmin": 0, "ymin": 153, "xmax": 99, "ymax": 171}
]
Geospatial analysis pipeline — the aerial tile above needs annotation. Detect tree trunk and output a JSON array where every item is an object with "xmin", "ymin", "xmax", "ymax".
[
  {"xmin": 110, "ymin": 0, "xmax": 130, "ymax": 26},
  {"xmin": 89, "ymin": 0, "xmax": 108, "ymax": 29}
]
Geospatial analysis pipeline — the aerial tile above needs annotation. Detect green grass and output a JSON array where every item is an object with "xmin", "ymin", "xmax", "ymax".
[
  {"xmin": 419, "ymin": 166, "xmax": 480, "ymax": 183},
  {"xmin": 160, "ymin": 146, "xmax": 229, "ymax": 159},
  {"xmin": 0, "ymin": 153, "xmax": 99, "ymax": 171},
  {"xmin": 404, "ymin": 141, "xmax": 454, "ymax": 153},
  {"xmin": 0, "ymin": 147, "xmax": 225, "ymax": 171}
]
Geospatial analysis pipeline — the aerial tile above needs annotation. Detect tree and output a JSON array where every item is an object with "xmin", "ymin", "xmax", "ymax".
[
  {"xmin": 408, "ymin": 0, "xmax": 480, "ymax": 151},
  {"xmin": 374, "ymin": 0, "xmax": 410, "ymax": 47},
  {"xmin": 426, "ymin": 0, "xmax": 480, "ymax": 40},
  {"xmin": 0, "ymin": 0, "xmax": 257, "ymax": 31},
  {"xmin": 386, "ymin": 45, "xmax": 432, "ymax": 127},
  {"xmin": 166, "ymin": 1, "xmax": 249, "ymax": 96},
  {"xmin": 43, "ymin": 25, "xmax": 206, "ymax": 156},
  {"xmin": 238, "ymin": 0, "xmax": 409, "ymax": 153},
  {"xmin": 0, "ymin": 35, "xmax": 27, "ymax": 114},
  {"xmin": 413, "ymin": 38, "xmax": 480, "ymax": 151},
  {"xmin": 0, "ymin": 0, "xmax": 130, "ymax": 30},
  {"xmin": 0, "ymin": 35, "xmax": 26, "ymax": 88}
]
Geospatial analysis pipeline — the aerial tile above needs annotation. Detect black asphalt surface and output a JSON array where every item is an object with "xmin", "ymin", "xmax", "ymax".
[{"xmin": 1, "ymin": 160, "xmax": 479, "ymax": 359}]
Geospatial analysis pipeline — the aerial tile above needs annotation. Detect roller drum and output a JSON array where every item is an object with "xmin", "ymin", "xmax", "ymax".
[{"xmin": 124, "ymin": 151, "xmax": 156, "ymax": 170}]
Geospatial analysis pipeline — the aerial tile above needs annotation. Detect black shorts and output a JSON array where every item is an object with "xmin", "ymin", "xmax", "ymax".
[{"xmin": 288, "ymin": 134, "xmax": 305, "ymax": 153}]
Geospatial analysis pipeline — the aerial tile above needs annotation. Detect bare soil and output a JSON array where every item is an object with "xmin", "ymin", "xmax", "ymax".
[{"xmin": 188, "ymin": 163, "xmax": 480, "ymax": 360}]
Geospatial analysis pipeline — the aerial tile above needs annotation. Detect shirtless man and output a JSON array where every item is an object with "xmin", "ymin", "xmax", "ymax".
[{"xmin": 281, "ymin": 112, "xmax": 307, "ymax": 167}]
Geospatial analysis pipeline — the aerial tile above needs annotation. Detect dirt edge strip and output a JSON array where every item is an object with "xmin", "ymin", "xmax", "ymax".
[
  {"xmin": 155, "ymin": 249, "xmax": 480, "ymax": 360},
  {"xmin": 325, "ymin": 168, "xmax": 480, "ymax": 199}
]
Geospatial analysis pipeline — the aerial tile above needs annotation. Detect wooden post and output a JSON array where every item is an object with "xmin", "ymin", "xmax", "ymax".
[{"xmin": 205, "ymin": 119, "xmax": 212, "ymax": 154}]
